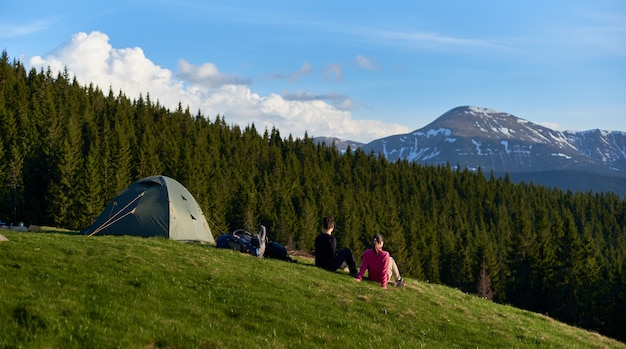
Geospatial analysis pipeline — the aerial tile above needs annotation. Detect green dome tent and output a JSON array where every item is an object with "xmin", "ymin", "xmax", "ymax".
[{"xmin": 82, "ymin": 175, "xmax": 215, "ymax": 244}]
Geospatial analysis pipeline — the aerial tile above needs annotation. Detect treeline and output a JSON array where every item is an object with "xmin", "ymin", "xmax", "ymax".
[{"xmin": 1, "ymin": 52, "xmax": 625, "ymax": 341}]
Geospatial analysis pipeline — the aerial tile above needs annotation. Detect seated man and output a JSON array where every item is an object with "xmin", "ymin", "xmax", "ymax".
[{"xmin": 314, "ymin": 216, "xmax": 358, "ymax": 275}]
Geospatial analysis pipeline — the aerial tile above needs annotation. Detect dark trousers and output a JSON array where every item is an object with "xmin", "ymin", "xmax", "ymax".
[{"xmin": 328, "ymin": 248, "xmax": 358, "ymax": 274}]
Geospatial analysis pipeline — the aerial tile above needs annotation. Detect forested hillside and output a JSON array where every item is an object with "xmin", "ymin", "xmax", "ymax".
[{"xmin": 1, "ymin": 52, "xmax": 625, "ymax": 342}]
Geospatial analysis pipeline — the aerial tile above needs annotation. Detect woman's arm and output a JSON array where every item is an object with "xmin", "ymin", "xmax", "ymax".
[
  {"xmin": 380, "ymin": 253, "xmax": 390, "ymax": 288},
  {"xmin": 356, "ymin": 251, "xmax": 369, "ymax": 281}
]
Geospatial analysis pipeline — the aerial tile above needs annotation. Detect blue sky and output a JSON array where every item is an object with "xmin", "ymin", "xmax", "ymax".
[{"xmin": 2, "ymin": 0, "xmax": 625, "ymax": 143}]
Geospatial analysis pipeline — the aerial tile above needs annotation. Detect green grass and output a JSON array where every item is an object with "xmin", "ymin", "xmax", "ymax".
[{"xmin": 0, "ymin": 230, "xmax": 623, "ymax": 349}]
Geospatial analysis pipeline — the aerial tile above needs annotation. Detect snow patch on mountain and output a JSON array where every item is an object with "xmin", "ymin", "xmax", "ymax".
[
  {"xmin": 467, "ymin": 106, "xmax": 500, "ymax": 115},
  {"xmin": 472, "ymin": 140, "xmax": 483, "ymax": 155},
  {"xmin": 551, "ymin": 153, "xmax": 572, "ymax": 159},
  {"xmin": 501, "ymin": 140, "xmax": 510, "ymax": 154},
  {"xmin": 413, "ymin": 128, "xmax": 452, "ymax": 138}
]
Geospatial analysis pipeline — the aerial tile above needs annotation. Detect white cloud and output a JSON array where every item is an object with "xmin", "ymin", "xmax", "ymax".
[
  {"xmin": 356, "ymin": 55, "xmax": 379, "ymax": 71},
  {"xmin": 0, "ymin": 18, "xmax": 58, "ymax": 38},
  {"xmin": 323, "ymin": 64, "xmax": 343, "ymax": 82},
  {"xmin": 28, "ymin": 31, "xmax": 408, "ymax": 143},
  {"xmin": 373, "ymin": 30, "xmax": 507, "ymax": 50},
  {"xmin": 539, "ymin": 122, "xmax": 560, "ymax": 131},
  {"xmin": 29, "ymin": 31, "xmax": 186, "ymax": 108},
  {"xmin": 270, "ymin": 62, "xmax": 314, "ymax": 82},
  {"xmin": 281, "ymin": 90, "xmax": 353, "ymax": 111},
  {"xmin": 178, "ymin": 60, "xmax": 250, "ymax": 88}
]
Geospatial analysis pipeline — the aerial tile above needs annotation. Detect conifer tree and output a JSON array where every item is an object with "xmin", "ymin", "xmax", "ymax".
[
  {"xmin": 7, "ymin": 145, "xmax": 24, "ymax": 225},
  {"xmin": 80, "ymin": 142, "xmax": 104, "ymax": 227},
  {"xmin": 0, "ymin": 139, "xmax": 6, "ymax": 220},
  {"xmin": 46, "ymin": 99, "xmax": 84, "ymax": 229}
]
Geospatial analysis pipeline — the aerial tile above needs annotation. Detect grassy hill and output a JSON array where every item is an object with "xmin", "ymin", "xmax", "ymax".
[{"xmin": 0, "ymin": 230, "xmax": 623, "ymax": 349}]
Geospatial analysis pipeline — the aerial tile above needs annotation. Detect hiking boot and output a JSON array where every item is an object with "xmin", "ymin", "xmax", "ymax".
[{"xmin": 395, "ymin": 278, "xmax": 406, "ymax": 287}]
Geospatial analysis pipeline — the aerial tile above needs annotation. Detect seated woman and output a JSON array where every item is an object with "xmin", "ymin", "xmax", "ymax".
[{"xmin": 355, "ymin": 234, "xmax": 406, "ymax": 289}]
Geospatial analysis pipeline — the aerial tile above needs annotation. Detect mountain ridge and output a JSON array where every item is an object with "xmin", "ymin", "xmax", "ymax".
[{"xmin": 316, "ymin": 106, "xmax": 626, "ymax": 196}]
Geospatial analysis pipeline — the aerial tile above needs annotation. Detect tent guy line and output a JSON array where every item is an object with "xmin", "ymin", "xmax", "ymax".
[{"xmin": 88, "ymin": 192, "xmax": 144, "ymax": 237}]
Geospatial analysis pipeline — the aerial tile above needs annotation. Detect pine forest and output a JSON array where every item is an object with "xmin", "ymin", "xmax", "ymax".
[{"xmin": 1, "ymin": 52, "xmax": 625, "ymax": 342}]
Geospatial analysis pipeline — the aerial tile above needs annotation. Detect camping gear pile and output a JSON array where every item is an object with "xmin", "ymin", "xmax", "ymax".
[
  {"xmin": 216, "ymin": 225, "xmax": 295, "ymax": 262},
  {"xmin": 216, "ymin": 225, "xmax": 267, "ymax": 257}
]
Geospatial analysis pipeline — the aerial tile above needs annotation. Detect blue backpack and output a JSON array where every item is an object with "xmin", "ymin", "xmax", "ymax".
[{"xmin": 216, "ymin": 226, "xmax": 267, "ymax": 257}]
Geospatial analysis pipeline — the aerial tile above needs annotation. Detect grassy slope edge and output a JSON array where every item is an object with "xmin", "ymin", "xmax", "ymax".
[{"xmin": 0, "ymin": 230, "xmax": 623, "ymax": 349}]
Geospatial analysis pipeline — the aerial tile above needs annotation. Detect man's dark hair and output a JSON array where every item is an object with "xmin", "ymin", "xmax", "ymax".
[{"xmin": 322, "ymin": 216, "xmax": 335, "ymax": 230}]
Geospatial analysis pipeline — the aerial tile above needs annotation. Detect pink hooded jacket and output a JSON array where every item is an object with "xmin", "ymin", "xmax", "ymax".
[{"xmin": 356, "ymin": 248, "xmax": 390, "ymax": 288}]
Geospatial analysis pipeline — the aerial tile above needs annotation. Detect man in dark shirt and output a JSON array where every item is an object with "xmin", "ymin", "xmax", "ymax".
[{"xmin": 314, "ymin": 216, "xmax": 358, "ymax": 275}]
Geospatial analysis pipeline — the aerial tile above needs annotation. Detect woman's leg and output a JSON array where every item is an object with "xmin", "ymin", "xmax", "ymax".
[{"xmin": 387, "ymin": 257, "xmax": 402, "ymax": 282}]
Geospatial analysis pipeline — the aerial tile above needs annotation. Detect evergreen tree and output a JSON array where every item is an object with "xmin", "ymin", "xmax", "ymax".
[
  {"xmin": 0, "ymin": 138, "xmax": 6, "ymax": 221},
  {"xmin": 80, "ymin": 142, "xmax": 105, "ymax": 227},
  {"xmin": 7, "ymin": 145, "xmax": 24, "ymax": 225}
]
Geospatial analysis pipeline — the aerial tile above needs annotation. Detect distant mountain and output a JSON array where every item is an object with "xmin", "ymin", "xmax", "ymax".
[
  {"xmin": 313, "ymin": 137, "xmax": 363, "ymax": 153},
  {"xmin": 356, "ymin": 106, "xmax": 626, "ymax": 196}
]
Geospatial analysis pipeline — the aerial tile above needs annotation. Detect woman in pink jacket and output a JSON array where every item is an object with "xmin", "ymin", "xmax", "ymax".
[{"xmin": 355, "ymin": 234, "xmax": 406, "ymax": 289}]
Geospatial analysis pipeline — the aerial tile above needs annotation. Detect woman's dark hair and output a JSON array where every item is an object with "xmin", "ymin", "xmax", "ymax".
[
  {"xmin": 372, "ymin": 234, "xmax": 384, "ymax": 254},
  {"xmin": 373, "ymin": 234, "xmax": 384, "ymax": 244}
]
